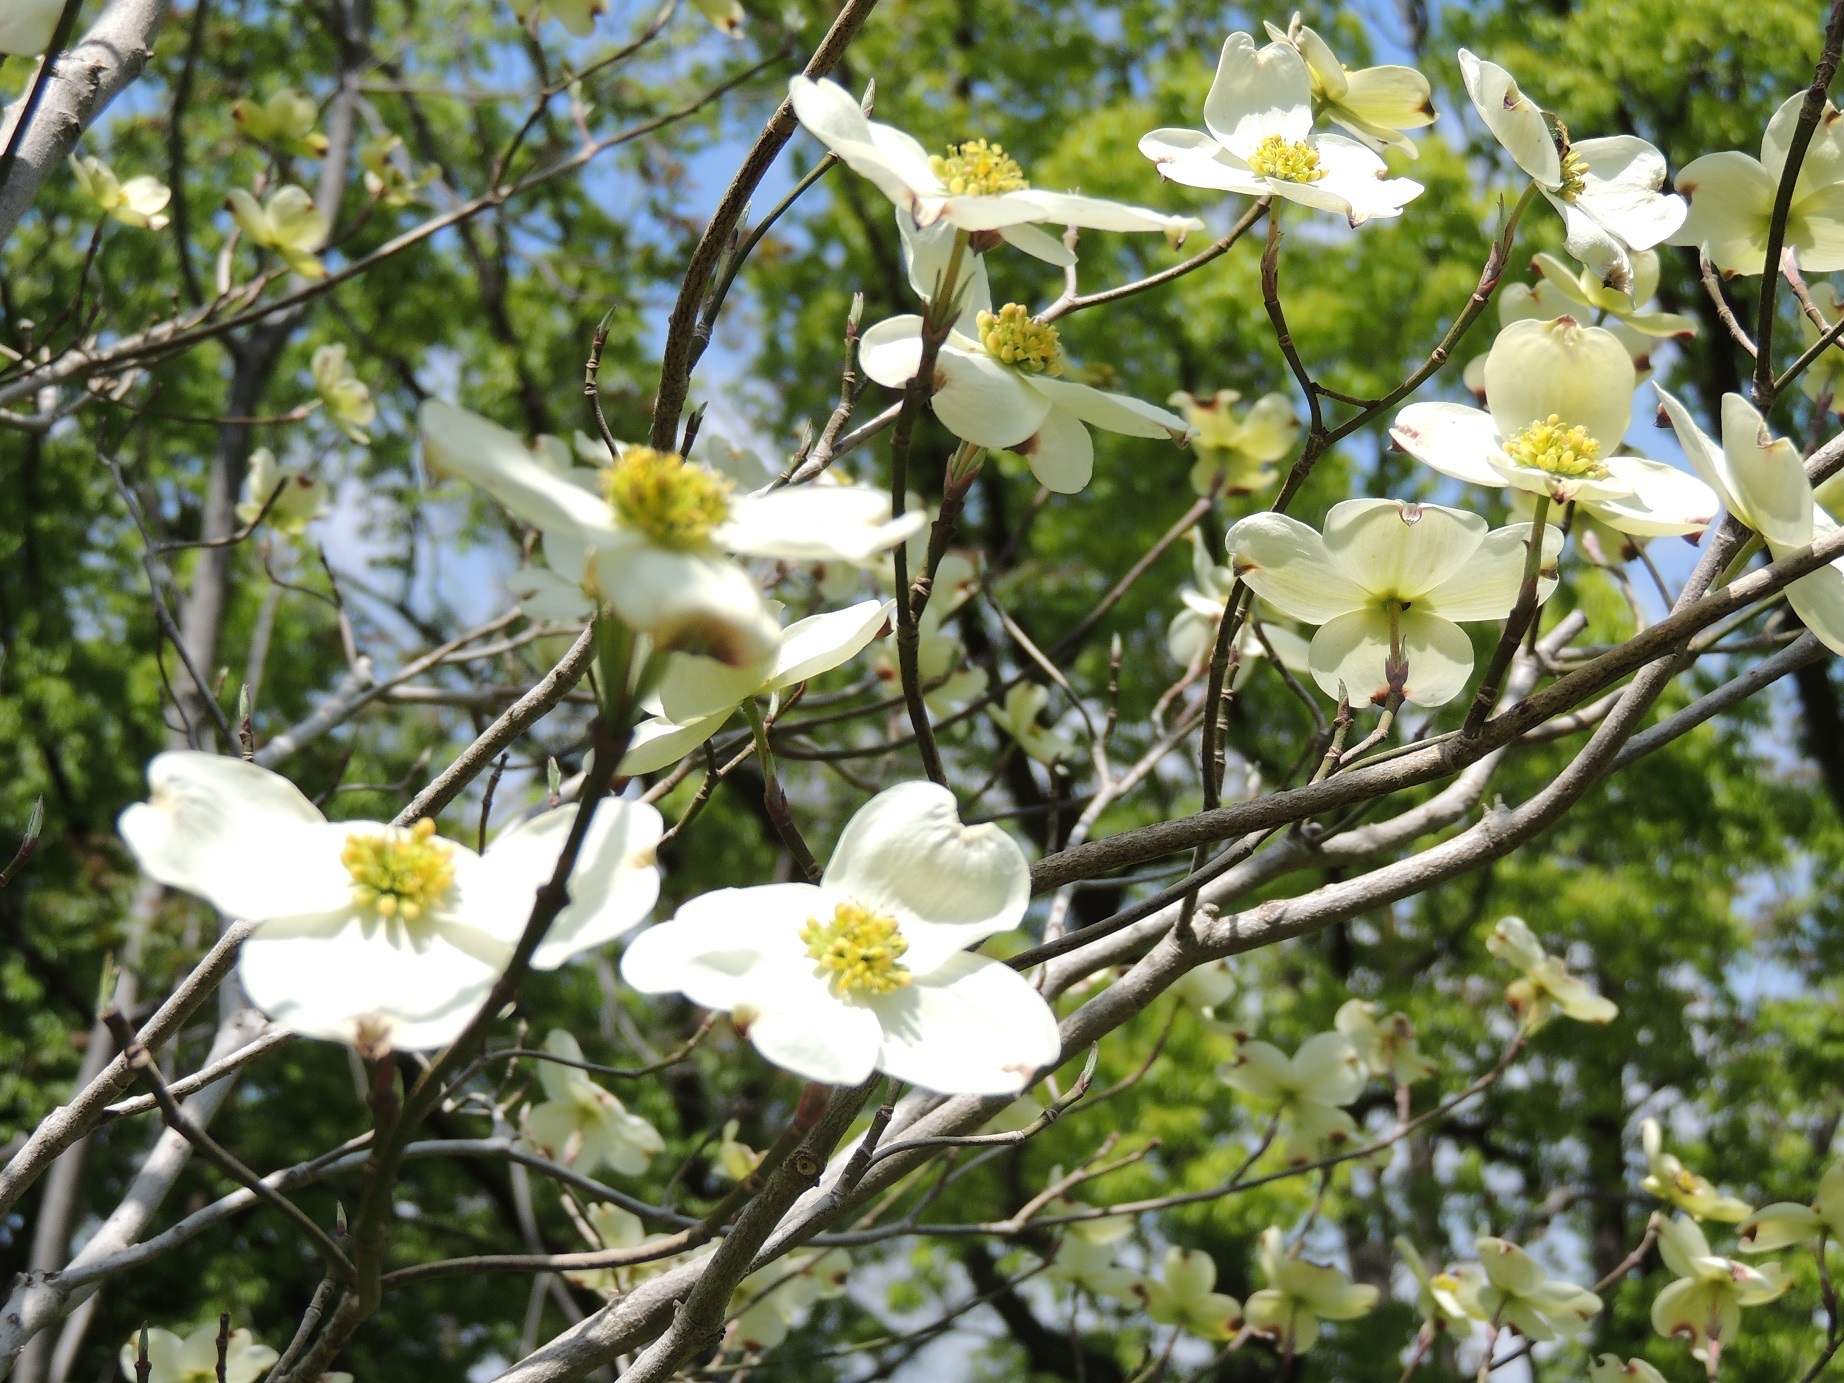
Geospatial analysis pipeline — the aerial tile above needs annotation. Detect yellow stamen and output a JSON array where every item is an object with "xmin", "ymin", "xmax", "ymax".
[
  {"xmin": 343, "ymin": 818, "xmax": 455, "ymax": 923},
  {"xmin": 929, "ymin": 139, "xmax": 1029, "ymax": 196},
  {"xmin": 1503, "ymin": 414, "xmax": 1607, "ymax": 480},
  {"xmin": 1247, "ymin": 133, "xmax": 1326, "ymax": 183},
  {"xmin": 801, "ymin": 901, "xmax": 912, "ymax": 996},
  {"xmin": 976, "ymin": 303, "xmax": 1064, "ymax": 375},
  {"xmin": 1557, "ymin": 143, "xmax": 1590, "ymax": 200},
  {"xmin": 603, "ymin": 447, "xmax": 732, "ymax": 548}
]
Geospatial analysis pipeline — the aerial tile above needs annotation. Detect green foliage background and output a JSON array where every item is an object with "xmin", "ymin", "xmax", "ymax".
[{"xmin": 4, "ymin": 1, "xmax": 1844, "ymax": 1381}]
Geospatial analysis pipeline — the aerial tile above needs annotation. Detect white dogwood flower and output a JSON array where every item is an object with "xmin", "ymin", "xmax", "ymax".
[
  {"xmin": 509, "ymin": 0, "xmax": 605, "ymax": 36},
  {"xmin": 227, "ymin": 185, "xmax": 330, "ymax": 280},
  {"xmin": 1656, "ymin": 386, "xmax": 1844, "ymax": 655},
  {"xmin": 1335, "ymin": 999, "xmax": 1436, "ymax": 1086},
  {"xmin": 423, "ymin": 402, "xmax": 919, "ymax": 667},
  {"xmin": 988, "ymin": 683, "xmax": 1078, "ymax": 765},
  {"xmin": 1641, "ymin": 1118, "xmax": 1752, "ymax": 1223},
  {"xmin": 1226, "ymin": 499, "xmax": 1562, "ymax": 708},
  {"xmin": 1392, "ymin": 317, "xmax": 1717, "ymax": 537},
  {"xmin": 1486, "ymin": 916, "xmax": 1617, "ymax": 1028},
  {"xmin": 1140, "ymin": 1247, "xmax": 1245, "ymax": 1342},
  {"xmin": 622, "ymin": 781, "xmax": 1059, "ymax": 1094},
  {"xmin": 118, "ymin": 1326, "xmax": 278, "ymax": 1383},
  {"xmin": 874, "ymin": 550, "xmax": 987, "ymax": 716},
  {"xmin": 1652, "ymin": 1215, "xmax": 1790, "ymax": 1360},
  {"xmin": 523, "ymin": 1029, "xmax": 664, "ymax": 1177},
  {"xmin": 1739, "ymin": 1160, "xmax": 1844, "ymax": 1252},
  {"xmin": 1169, "ymin": 388, "xmax": 1299, "ymax": 496},
  {"xmin": 788, "ymin": 76, "xmax": 1203, "ymax": 267},
  {"xmin": 1395, "ymin": 1236, "xmax": 1478, "ymax": 1334},
  {"xmin": 1671, "ymin": 92, "xmax": 1844, "ymax": 275},
  {"xmin": 1529, "ymin": 250, "xmax": 1696, "ymax": 340},
  {"xmin": 1244, "ymin": 1226, "xmax": 1378, "ymax": 1352},
  {"xmin": 1219, "ymin": 1031, "xmax": 1365, "ymax": 1163},
  {"xmin": 1458, "ymin": 51, "xmax": 1685, "ymax": 293},
  {"xmin": 1047, "ymin": 1233, "xmax": 1143, "ymax": 1301},
  {"xmin": 690, "ymin": 0, "xmax": 743, "ymax": 37},
  {"xmin": 70, "ymin": 157, "xmax": 172, "ymax": 230},
  {"xmin": 1472, "ymin": 1238, "xmax": 1603, "ymax": 1341},
  {"xmin": 858, "ymin": 308, "xmax": 1190, "ymax": 494},
  {"xmin": 311, "ymin": 343, "xmax": 375, "ymax": 445},
  {"xmin": 231, "ymin": 89, "xmax": 329, "ymax": 159},
  {"xmin": 120, "ymin": 752, "xmax": 662, "ymax": 1051},
  {"xmin": 1170, "ymin": 958, "xmax": 1236, "ymax": 1019},
  {"xmin": 235, "ymin": 448, "xmax": 327, "ymax": 535},
  {"xmin": 1263, "ymin": 13, "xmax": 1436, "ymax": 157},
  {"xmin": 620, "ymin": 599, "xmax": 892, "ymax": 775},
  {"xmin": 731, "ymin": 1249, "xmax": 852, "ymax": 1352},
  {"xmin": 1139, "ymin": 32, "xmax": 1424, "ymax": 226},
  {"xmin": 1168, "ymin": 529, "xmax": 1312, "ymax": 677},
  {"xmin": 1591, "ymin": 1357, "xmax": 1669, "ymax": 1383},
  {"xmin": 1461, "ymin": 251, "xmax": 1691, "ymax": 395}
]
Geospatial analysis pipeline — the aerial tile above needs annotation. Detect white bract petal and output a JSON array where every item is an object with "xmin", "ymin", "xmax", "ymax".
[
  {"xmin": 989, "ymin": 682, "xmax": 1080, "ymax": 763},
  {"xmin": 236, "ymin": 447, "xmax": 327, "ymax": 535},
  {"xmin": 1458, "ymin": 49, "xmax": 1561, "ymax": 187},
  {"xmin": 859, "ymin": 311, "xmax": 1183, "ymax": 491},
  {"xmin": 1309, "ymin": 605, "xmax": 1474, "ymax": 706},
  {"xmin": 1474, "ymin": 1237, "xmax": 1602, "ymax": 1341},
  {"xmin": 422, "ymin": 400, "xmax": 618, "ymax": 539},
  {"xmin": 721, "ymin": 484, "xmax": 926, "ymax": 564},
  {"xmin": 1138, "ymin": 127, "xmax": 1270, "ymax": 195},
  {"xmin": 478, "ymin": 799, "xmax": 663, "ymax": 968},
  {"xmin": 1322, "ymin": 499, "xmax": 1486, "ymax": 600},
  {"xmin": 0, "ymin": 0, "xmax": 62, "ymax": 54},
  {"xmin": 1390, "ymin": 402, "xmax": 1506, "ymax": 486},
  {"xmin": 118, "ymin": 752, "xmax": 346, "ymax": 921},
  {"xmin": 1484, "ymin": 318, "xmax": 1633, "ymax": 465},
  {"xmin": 1203, "ymin": 32, "xmax": 1315, "ymax": 157},
  {"xmin": 865, "ymin": 952, "xmax": 1063, "ymax": 1094},
  {"xmin": 1015, "ymin": 404, "xmax": 1094, "ymax": 493},
  {"xmin": 632, "ymin": 598, "xmax": 890, "ymax": 773},
  {"xmin": 617, "ymin": 711, "xmax": 731, "ymax": 776},
  {"xmin": 1226, "ymin": 513, "xmax": 1370, "ymax": 624}
]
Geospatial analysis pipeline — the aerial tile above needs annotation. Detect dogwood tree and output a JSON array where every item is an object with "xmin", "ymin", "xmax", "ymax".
[{"xmin": 5, "ymin": 3, "xmax": 1844, "ymax": 1383}]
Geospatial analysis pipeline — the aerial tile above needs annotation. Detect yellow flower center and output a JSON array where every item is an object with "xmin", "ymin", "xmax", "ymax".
[
  {"xmin": 1503, "ymin": 414, "xmax": 1606, "ymax": 480},
  {"xmin": 977, "ymin": 303, "xmax": 1065, "ymax": 375},
  {"xmin": 1247, "ymin": 134, "xmax": 1326, "ymax": 183},
  {"xmin": 929, "ymin": 139, "xmax": 1029, "ymax": 195},
  {"xmin": 603, "ymin": 447, "xmax": 733, "ymax": 548},
  {"xmin": 343, "ymin": 818, "xmax": 455, "ymax": 922},
  {"xmin": 800, "ymin": 901, "xmax": 912, "ymax": 996},
  {"xmin": 1557, "ymin": 143, "xmax": 1590, "ymax": 200}
]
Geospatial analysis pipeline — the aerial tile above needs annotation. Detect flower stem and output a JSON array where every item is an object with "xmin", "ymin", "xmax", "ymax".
[
  {"xmin": 744, "ymin": 699, "xmax": 821, "ymax": 881},
  {"xmin": 1464, "ymin": 494, "xmax": 1550, "ymax": 736},
  {"xmin": 887, "ymin": 230, "xmax": 971, "ymax": 787}
]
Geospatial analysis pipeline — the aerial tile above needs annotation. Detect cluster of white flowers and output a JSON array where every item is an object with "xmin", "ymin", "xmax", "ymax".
[{"xmin": 100, "ymin": 7, "xmax": 1844, "ymax": 1372}]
